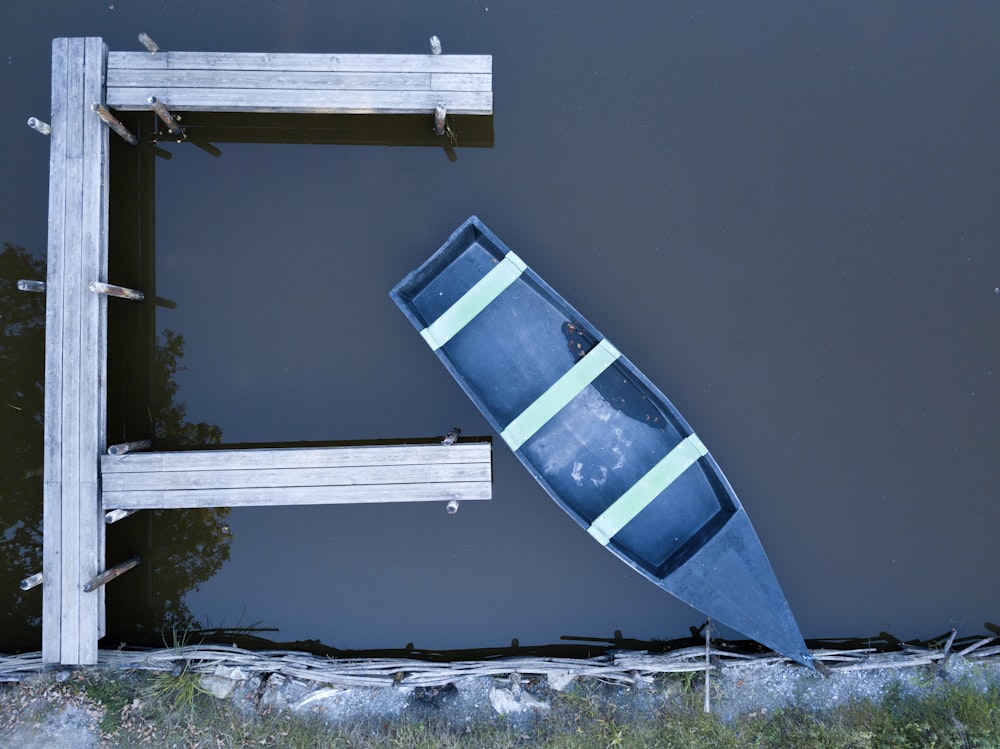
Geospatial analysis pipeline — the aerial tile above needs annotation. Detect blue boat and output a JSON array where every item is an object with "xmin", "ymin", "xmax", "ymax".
[{"xmin": 391, "ymin": 216, "xmax": 813, "ymax": 668}]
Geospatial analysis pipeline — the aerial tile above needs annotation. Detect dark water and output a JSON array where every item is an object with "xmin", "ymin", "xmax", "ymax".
[{"xmin": 2, "ymin": 2, "xmax": 998, "ymax": 653}]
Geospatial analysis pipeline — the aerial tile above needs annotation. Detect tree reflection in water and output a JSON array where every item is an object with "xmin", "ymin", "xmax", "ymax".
[
  {"xmin": 0, "ymin": 243, "xmax": 45, "ymax": 649},
  {"xmin": 105, "ymin": 329, "xmax": 232, "ymax": 644},
  {"xmin": 0, "ymin": 241, "xmax": 232, "ymax": 649}
]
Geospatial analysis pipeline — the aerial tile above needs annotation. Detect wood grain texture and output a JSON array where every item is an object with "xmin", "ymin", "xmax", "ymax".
[
  {"xmin": 105, "ymin": 52, "xmax": 492, "ymax": 114},
  {"xmin": 42, "ymin": 37, "xmax": 109, "ymax": 666},
  {"xmin": 101, "ymin": 444, "xmax": 493, "ymax": 509}
]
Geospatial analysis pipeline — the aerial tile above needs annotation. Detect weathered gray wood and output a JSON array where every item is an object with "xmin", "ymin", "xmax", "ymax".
[
  {"xmin": 41, "ymin": 37, "xmax": 69, "ymax": 666},
  {"xmin": 83, "ymin": 555, "xmax": 140, "ymax": 593},
  {"xmin": 137, "ymin": 32, "xmax": 159, "ymax": 54},
  {"xmin": 108, "ymin": 51, "xmax": 490, "ymax": 73},
  {"xmin": 39, "ymin": 36, "xmax": 494, "ymax": 666},
  {"xmin": 89, "ymin": 281, "xmax": 144, "ymax": 300},
  {"xmin": 104, "ymin": 508, "xmax": 138, "ymax": 524},
  {"xmin": 100, "ymin": 444, "xmax": 492, "ymax": 510},
  {"xmin": 102, "ymin": 462, "xmax": 490, "ymax": 492},
  {"xmin": 91, "ymin": 103, "xmax": 138, "ymax": 144},
  {"xmin": 42, "ymin": 36, "xmax": 109, "ymax": 666},
  {"xmin": 148, "ymin": 96, "xmax": 183, "ymax": 134},
  {"xmin": 107, "ymin": 89, "xmax": 492, "ymax": 115},
  {"xmin": 105, "ymin": 51, "xmax": 492, "ymax": 115},
  {"xmin": 107, "ymin": 70, "xmax": 492, "ymax": 93},
  {"xmin": 103, "ymin": 482, "xmax": 491, "ymax": 510},
  {"xmin": 20, "ymin": 572, "xmax": 44, "ymax": 591},
  {"xmin": 107, "ymin": 439, "xmax": 152, "ymax": 456},
  {"xmin": 101, "ymin": 444, "xmax": 490, "ymax": 472},
  {"xmin": 27, "ymin": 117, "xmax": 52, "ymax": 135}
]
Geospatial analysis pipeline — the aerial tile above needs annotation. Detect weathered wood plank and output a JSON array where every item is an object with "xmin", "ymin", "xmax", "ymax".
[
  {"xmin": 107, "ymin": 51, "xmax": 491, "ymax": 74},
  {"xmin": 105, "ymin": 88, "xmax": 492, "ymax": 115},
  {"xmin": 57, "ymin": 35, "xmax": 86, "ymax": 666},
  {"xmin": 100, "ymin": 444, "xmax": 491, "ymax": 473},
  {"xmin": 81, "ymin": 36, "xmax": 110, "ymax": 660},
  {"xmin": 104, "ymin": 482, "xmax": 492, "ymax": 510},
  {"xmin": 107, "ymin": 70, "xmax": 437, "ymax": 90},
  {"xmin": 101, "ymin": 463, "xmax": 491, "ymax": 493},
  {"xmin": 430, "ymin": 73, "xmax": 492, "ymax": 92},
  {"xmin": 106, "ymin": 70, "xmax": 491, "ymax": 94},
  {"xmin": 42, "ymin": 36, "xmax": 69, "ymax": 666}
]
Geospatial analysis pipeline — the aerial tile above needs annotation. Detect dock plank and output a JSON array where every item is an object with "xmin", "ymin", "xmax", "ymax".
[
  {"xmin": 106, "ymin": 88, "xmax": 492, "ymax": 115},
  {"xmin": 41, "ymin": 36, "xmax": 69, "ymax": 666},
  {"xmin": 103, "ymin": 482, "xmax": 491, "ymax": 510},
  {"xmin": 107, "ymin": 51, "xmax": 491, "ymax": 74},
  {"xmin": 100, "ymin": 444, "xmax": 490, "ymax": 472}
]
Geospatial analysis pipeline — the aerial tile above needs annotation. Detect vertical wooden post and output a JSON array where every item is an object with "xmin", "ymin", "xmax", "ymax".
[
  {"xmin": 429, "ymin": 36, "xmax": 442, "ymax": 55},
  {"xmin": 138, "ymin": 32, "xmax": 160, "ymax": 54},
  {"xmin": 92, "ymin": 103, "xmax": 138, "ymax": 145},
  {"xmin": 148, "ymin": 96, "xmax": 184, "ymax": 136},
  {"xmin": 17, "ymin": 280, "xmax": 47, "ymax": 293},
  {"xmin": 108, "ymin": 439, "xmax": 152, "ymax": 456},
  {"xmin": 89, "ymin": 281, "xmax": 145, "ymax": 300},
  {"xmin": 446, "ymin": 499, "xmax": 460, "ymax": 514},
  {"xmin": 83, "ymin": 555, "xmax": 140, "ymax": 593},
  {"xmin": 105, "ymin": 509, "xmax": 137, "ymax": 524},
  {"xmin": 27, "ymin": 117, "xmax": 52, "ymax": 135},
  {"xmin": 434, "ymin": 103, "xmax": 447, "ymax": 136},
  {"xmin": 20, "ymin": 572, "xmax": 44, "ymax": 591}
]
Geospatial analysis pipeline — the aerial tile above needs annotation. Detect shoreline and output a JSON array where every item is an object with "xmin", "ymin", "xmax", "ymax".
[{"xmin": 2, "ymin": 637, "xmax": 999, "ymax": 747}]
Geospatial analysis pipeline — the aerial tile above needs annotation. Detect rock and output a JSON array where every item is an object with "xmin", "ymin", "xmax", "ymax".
[
  {"xmin": 488, "ymin": 686, "xmax": 550, "ymax": 715},
  {"xmin": 213, "ymin": 665, "xmax": 248, "ymax": 682},
  {"xmin": 200, "ymin": 674, "xmax": 237, "ymax": 699},
  {"xmin": 545, "ymin": 671, "xmax": 577, "ymax": 691}
]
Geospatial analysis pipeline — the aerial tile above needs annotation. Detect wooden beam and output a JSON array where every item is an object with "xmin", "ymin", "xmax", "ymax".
[
  {"xmin": 105, "ymin": 52, "xmax": 492, "ymax": 115},
  {"xmin": 42, "ymin": 37, "xmax": 109, "ymax": 666},
  {"xmin": 101, "ymin": 443, "xmax": 492, "ymax": 510}
]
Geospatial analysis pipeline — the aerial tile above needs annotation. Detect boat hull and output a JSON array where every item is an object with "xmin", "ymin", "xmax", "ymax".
[{"xmin": 391, "ymin": 216, "xmax": 812, "ymax": 667}]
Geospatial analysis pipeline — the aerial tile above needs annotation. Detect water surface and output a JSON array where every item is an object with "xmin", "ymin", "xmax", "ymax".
[{"xmin": 1, "ymin": 1, "xmax": 998, "ymax": 653}]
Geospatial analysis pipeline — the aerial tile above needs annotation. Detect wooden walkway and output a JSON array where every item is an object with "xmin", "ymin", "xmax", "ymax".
[
  {"xmin": 42, "ymin": 37, "xmax": 111, "ymax": 667},
  {"xmin": 106, "ymin": 51, "xmax": 492, "ymax": 114},
  {"xmin": 34, "ymin": 36, "xmax": 493, "ymax": 665},
  {"xmin": 101, "ymin": 444, "xmax": 492, "ymax": 510}
]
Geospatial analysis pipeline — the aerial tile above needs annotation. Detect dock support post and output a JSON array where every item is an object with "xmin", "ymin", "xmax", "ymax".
[
  {"xmin": 108, "ymin": 439, "xmax": 152, "ymax": 456},
  {"xmin": 429, "ymin": 35, "xmax": 442, "ymax": 55},
  {"xmin": 20, "ymin": 572, "xmax": 44, "ymax": 591},
  {"xmin": 446, "ymin": 499, "xmax": 460, "ymax": 514},
  {"xmin": 138, "ymin": 32, "xmax": 160, "ymax": 54},
  {"xmin": 92, "ymin": 103, "xmax": 139, "ymax": 145},
  {"xmin": 148, "ymin": 96, "xmax": 184, "ymax": 136},
  {"xmin": 89, "ymin": 281, "xmax": 145, "ymax": 301},
  {"xmin": 17, "ymin": 280, "xmax": 46, "ymax": 293},
  {"xmin": 434, "ymin": 103, "xmax": 447, "ymax": 136},
  {"xmin": 27, "ymin": 117, "xmax": 52, "ymax": 135},
  {"xmin": 83, "ymin": 555, "xmax": 140, "ymax": 593},
  {"xmin": 105, "ymin": 509, "xmax": 138, "ymax": 524}
]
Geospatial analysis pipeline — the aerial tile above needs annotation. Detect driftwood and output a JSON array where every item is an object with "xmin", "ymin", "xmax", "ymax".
[{"xmin": 2, "ymin": 636, "xmax": 997, "ymax": 688}]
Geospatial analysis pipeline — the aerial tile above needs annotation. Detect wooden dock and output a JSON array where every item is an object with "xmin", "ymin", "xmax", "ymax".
[
  {"xmin": 33, "ymin": 36, "xmax": 493, "ymax": 665},
  {"xmin": 101, "ymin": 444, "xmax": 492, "ymax": 510},
  {"xmin": 105, "ymin": 51, "xmax": 492, "ymax": 115},
  {"xmin": 42, "ymin": 37, "xmax": 111, "ymax": 666}
]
